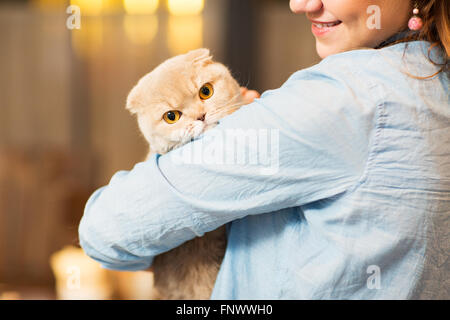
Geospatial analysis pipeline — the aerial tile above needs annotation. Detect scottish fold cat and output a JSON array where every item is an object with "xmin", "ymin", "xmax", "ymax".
[{"xmin": 126, "ymin": 48, "xmax": 256, "ymax": 299}]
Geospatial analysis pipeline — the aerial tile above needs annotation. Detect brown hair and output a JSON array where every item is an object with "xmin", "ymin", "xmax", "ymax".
[{"xmin": 386, "ymin": 0, "xmax": 449, "ymax": 79}]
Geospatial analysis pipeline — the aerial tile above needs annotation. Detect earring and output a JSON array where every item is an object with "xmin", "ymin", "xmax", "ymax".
[{"xmin": 408, "ymin": 4, "xmax": 423, "ymax": 31}]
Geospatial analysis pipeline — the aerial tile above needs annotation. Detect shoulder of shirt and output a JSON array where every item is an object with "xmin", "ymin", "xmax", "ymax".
[
  {"xmin": 273, "ymin": 40, "xmax": 435, "ymax": 104},
  {"xmin": 289, "ymin": 40, "xmax": 433, "ymax": 80}
]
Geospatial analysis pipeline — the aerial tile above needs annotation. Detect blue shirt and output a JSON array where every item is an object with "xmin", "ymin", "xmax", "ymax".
[{"xmin": 78, "ymin": 41, "xmax": 449, "ymax": 299}]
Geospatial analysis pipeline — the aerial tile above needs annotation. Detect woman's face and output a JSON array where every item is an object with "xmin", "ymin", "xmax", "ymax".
[{"xmin": 290, "ymin": 0, "xmax": 412, "ymax": 58}]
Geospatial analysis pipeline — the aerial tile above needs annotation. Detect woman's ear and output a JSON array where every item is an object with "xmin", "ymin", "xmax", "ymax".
[{"xmin": 185, "ymin": 48, "xmax": 213, "ymax": 65}]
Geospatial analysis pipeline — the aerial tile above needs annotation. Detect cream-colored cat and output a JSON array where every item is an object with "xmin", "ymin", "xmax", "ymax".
[{"xmin": 126, "ymin": 48, "xmax": 250, "ymax": 299}]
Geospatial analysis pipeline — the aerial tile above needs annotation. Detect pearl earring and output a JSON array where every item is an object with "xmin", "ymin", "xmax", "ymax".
[{"xmin": 408, "ymin": 5, "xmax": 423, "ymax": 31}]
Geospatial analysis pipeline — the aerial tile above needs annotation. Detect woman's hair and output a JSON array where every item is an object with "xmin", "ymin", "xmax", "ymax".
[
  {"xmin": 388, "ymin": 0, "xmax": 449, "ymax": 78},
  {"xmin": 415, "ymin": 0, "xmax": 449, "ymax": 56}
]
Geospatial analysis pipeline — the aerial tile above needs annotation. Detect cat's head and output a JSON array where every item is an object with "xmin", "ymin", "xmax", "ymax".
[{"xmin": 126, "ymin": 48, "xmax": 244, "ymax": 155}]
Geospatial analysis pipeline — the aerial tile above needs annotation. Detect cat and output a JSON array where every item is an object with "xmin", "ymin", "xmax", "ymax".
[{"xmin": 125, "ymin": 48, "xmax": 251, "ymax": 299}]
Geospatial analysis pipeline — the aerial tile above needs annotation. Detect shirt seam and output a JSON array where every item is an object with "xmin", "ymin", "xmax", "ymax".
[
  {"xmin": 345, "ymin": 53, "xmax": 388, "ymax": 195},
  {"xmin": 346, "ymin": 100, "xmax": 387, "ymax": 194}
]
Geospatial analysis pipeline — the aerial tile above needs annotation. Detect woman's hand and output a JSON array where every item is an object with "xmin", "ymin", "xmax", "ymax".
[{"xmin": 240, "ymin": 87, "xmax": 260, "ymax": 104}]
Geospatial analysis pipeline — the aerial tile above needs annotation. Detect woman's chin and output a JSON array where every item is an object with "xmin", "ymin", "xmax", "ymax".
[{"xmin": 316, "ymin": 41, "xmax": 337, "ymax": 59}]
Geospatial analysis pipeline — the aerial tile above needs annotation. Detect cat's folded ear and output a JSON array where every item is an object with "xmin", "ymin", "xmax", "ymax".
[
  {"xmin": 185, "ymin": 48, "xmax": 213, "ymax": 65},
  {"xmin": 126, "ymin": 87, "xmax": 142, "ymax": 114}
]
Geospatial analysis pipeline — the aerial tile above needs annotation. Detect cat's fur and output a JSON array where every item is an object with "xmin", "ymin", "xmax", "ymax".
[{"xmin": 126, "ymin": 48, "xmax": 246, "ymax": 299}]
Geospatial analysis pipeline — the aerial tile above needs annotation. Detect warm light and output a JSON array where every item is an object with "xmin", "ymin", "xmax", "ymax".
[
  {"xmin": 167, "ymin": 0, "xmax": 204, "ymax": 16},
  {"xmin": 123, "ymin": 0, "xmax": 159, "ymax": 15},
  {"xmin": 50, "ymin": 246, "xmax": 113, "ymax": 300},
  {"xmin": 124, "ymin": 15, "xmax": 158, "ymax": 45},
  {"xmin": 167, "ymin": 15, "xmax": 203, "ymax": 55},
  {"xmin": 70, "ymin": 0, "xmax": 120, "ymax": 16},
  {"xmin": 70, "ymin": 0, "xmax": 104, "ymax": 16}
]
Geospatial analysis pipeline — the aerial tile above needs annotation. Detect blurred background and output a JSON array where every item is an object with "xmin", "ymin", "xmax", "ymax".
[{"xmin": 0, "ymin": 0, "xmax": 320, "ymax": 299}]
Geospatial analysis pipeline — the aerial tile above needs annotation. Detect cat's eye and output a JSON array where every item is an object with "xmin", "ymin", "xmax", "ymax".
[
  {"xmin": 199, "ymin": 83, "xmax": 214, "ymax": 100},
  {"xmin": 163, "ymin": 110, "xmax": 182, "ymax": 124}
]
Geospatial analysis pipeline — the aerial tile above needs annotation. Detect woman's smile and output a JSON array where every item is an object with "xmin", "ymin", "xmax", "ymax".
[{"xmin": 310, "ymin": 19, "xmax": 342, "ymax": 37}]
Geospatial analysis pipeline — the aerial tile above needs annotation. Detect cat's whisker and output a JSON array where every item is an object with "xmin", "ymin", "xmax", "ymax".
[
  {"xmin": 210, "ymin": 100, "xmax": 246, "ymax": 113},
  {"xmin": 242, "ymin": 79, "xmax": 251, "ymax": 91},
  {"xmin": 223, "ymin": 91, "xmax": 244, "ymax": 107},
  {"xmin": 205, "ymin": 92, "xmax": 244, "ymax": 117},
  {"xmin": 207, "ymin": 102, "xmax": 243, "ymax": 117},
  {"xmin": 206, "ymin": 102, "xmax": 247, "ymax": 124},
  {"xmin": 205, "ymin": 91, "xmax": 242, "ymax": 114},
  {"xmin": 208, "ymin": 93, "xmax": 246, "ymax": 113}
]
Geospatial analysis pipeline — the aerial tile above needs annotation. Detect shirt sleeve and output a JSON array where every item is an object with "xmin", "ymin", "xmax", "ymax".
[{"xmin": 78, "ymin": 61, "xmax": 377, "ymax": 270}]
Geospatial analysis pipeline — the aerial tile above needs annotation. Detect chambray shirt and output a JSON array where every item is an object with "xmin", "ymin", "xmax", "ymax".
[{"xmin": 79, "ymin": 40, "xmax": 449, "ymax": 299}]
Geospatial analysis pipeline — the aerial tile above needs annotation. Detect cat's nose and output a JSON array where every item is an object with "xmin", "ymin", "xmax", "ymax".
[{"xmin": 197, "ymin": 113, "xmax": 206, "ymax": 121}]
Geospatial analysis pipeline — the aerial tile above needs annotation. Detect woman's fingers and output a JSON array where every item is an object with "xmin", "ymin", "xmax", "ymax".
[
  {"xmin": 240, "ymin": 87, "xmax": 261, "ymax": 104},
  {"xmin": 245, "ymin": 90, "xmax": 261, "ymax": 102}
]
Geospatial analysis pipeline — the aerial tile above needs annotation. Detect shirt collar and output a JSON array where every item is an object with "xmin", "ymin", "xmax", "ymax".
[{"xmin": 375, "ymin": 29, "xmax": 419, "ymax": 49}]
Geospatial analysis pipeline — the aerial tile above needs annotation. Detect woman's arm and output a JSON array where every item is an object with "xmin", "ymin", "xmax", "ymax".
[{"xmin": 79, "ymin": 60, "xmax": 376, "ymax": 271}]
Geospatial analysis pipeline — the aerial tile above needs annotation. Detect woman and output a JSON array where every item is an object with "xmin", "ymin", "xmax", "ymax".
[{"xmin": 79, "ymin": 0, "xmax": 449, "ymax": 299}]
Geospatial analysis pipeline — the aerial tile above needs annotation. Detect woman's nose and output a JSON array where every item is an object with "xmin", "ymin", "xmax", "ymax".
[{"xmin": 289, "ymin": 0, "xmax": 323, "ymax": 14}]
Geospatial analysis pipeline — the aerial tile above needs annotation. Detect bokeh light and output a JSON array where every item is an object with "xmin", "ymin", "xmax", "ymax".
[
  {"xmin": 123, "ymin": 0, "xmax": 159, "ymax": 15},
  {"xmin": 167, "ymin": 15, "xmax": 203, "ymax": 55},
  {"xmin": 124, "ymin": 15, "xmax": 158, "ymax": 46},
  {"xmin": 70, "ymin": 0, "xmax": 103, "ymax": 16},
  {"xmin": 167, "ymin": 0, "xmax": 204, "ymax": 16}
]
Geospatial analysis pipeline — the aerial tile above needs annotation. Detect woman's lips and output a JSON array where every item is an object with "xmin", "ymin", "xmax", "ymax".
[{"xmin": 310, "ymin": 20, "xmax": 342, "ymax": 37}]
